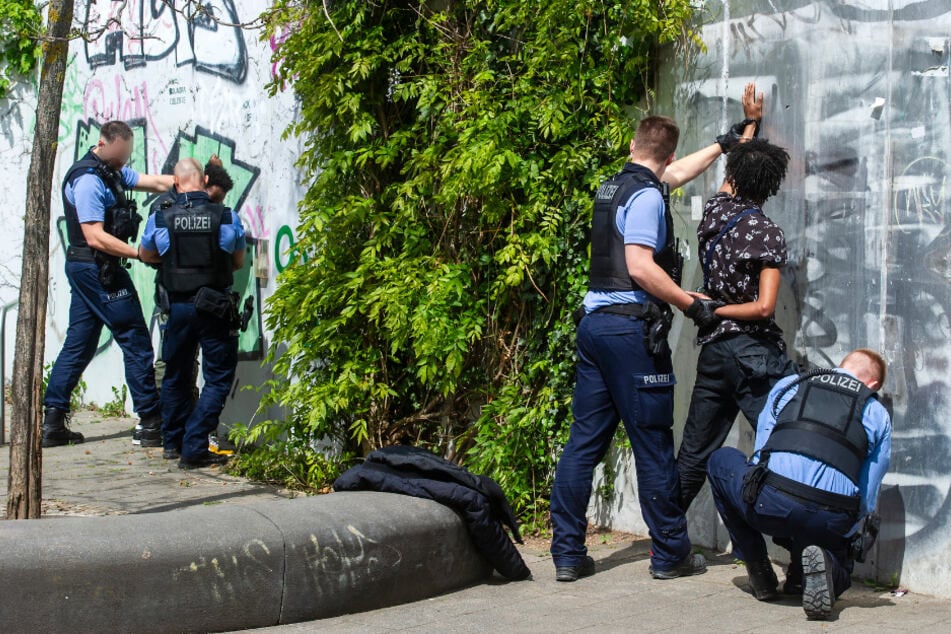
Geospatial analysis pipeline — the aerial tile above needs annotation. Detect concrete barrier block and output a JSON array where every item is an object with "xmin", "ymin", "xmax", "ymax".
[
  {"xmin": 0, "ymin": 505, "xmax": 285, "ymax": 633},
  {"xmin": 253, "ymin": 492, "xmax": 493, "ymax": 623}
]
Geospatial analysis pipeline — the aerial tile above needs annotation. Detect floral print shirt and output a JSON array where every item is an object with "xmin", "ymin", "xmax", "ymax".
[{"xmin": 698, "ymin": 192, "xmax": 787, "ymax": 348}]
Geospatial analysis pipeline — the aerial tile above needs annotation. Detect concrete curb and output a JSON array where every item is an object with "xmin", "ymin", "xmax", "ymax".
[{"xmin": 0, "ymin": 491, "xmax": 493, "ymax": 632}]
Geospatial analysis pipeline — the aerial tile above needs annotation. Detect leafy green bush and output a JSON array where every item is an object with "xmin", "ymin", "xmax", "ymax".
[
  {"xmin": 0, "ymin": 0, "xmax": 41, "ymax": 99},
  {"xmin": 256, "ymin": 0, "xmax": 696, "ymax": 527},
  {"xmin": 228, "ymin": 422, "xmax": 352, "ymax": 491}
]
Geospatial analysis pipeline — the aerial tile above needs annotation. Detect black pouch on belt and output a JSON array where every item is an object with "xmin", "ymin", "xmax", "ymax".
[
  {"xmin": 194, "ymin": 287, "xmax": 234, "ymax": 320},
  {"xmin": 742, "ymin": 462, "xmax": 770, "ymax": 504}
]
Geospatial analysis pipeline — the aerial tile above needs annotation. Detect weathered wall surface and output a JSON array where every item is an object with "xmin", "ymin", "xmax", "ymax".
[
  {"xmin": 0, "ymin": 1, "xmax": 302, "ymax": 425},
  {"xmin": 593, "ymin": 0, "xmax": 951, "ymax": 596}
]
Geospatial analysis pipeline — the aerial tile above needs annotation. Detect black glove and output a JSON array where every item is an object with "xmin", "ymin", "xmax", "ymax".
[
  {"xmin": 716, "ymin": 118, "xmax": 760, "ymax": 153},
  {"xmin": 684, "ymin": 298, "xmax": 724, "ymax": 333}
]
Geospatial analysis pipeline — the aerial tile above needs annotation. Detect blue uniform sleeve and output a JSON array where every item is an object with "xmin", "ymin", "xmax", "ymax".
[
  {"xmin": 140, "ymin": 214, "xmax": 159, "ymax": 252},
  {"xmin": 219, "ymin": 210, "xmax": 246, "ymax": 254},
  {"xmin": 72, "ymin": 174, "xmax": 108, "ymax": 224},
  {"xmin": 620, "ymin": 187, "xmax": 665, "ymax": 250},
  {"xmin": 121, "ymin": 166, "xmax": 140, "ymax": 189},
  {"xmin": 858, "ymin": 402, "xmax": 892, "ymax": 516}
]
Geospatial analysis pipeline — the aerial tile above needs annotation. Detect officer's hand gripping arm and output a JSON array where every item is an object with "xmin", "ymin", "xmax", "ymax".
[{"xmin": 684, "ymin": 298, "xmax": 723, "ymax": 332}]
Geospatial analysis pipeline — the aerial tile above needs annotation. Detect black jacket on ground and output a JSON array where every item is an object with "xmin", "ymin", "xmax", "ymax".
[{"xmin": 333, "ymin": 445, "xmax": 531, "ymax": 580}]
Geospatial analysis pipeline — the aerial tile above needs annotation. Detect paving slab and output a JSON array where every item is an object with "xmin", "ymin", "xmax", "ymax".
[
  {"xmin": 238, "ymin": 541, "xmax": 951, "ymax": 633},
  {"xmin": 0, "ymin": 409, "xmax": 294, "ymax": 517}
]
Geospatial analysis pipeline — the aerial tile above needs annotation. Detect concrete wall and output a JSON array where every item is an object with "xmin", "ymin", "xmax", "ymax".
[
  {"xmin": 0, "ymin": 1, "xmax": 302, "ymax": 424},
  {"xmin": 592, "ymin": 0, "xmax": 951, "ymax": 596}
]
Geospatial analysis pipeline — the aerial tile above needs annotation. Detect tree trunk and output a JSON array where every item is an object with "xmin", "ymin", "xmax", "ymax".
[{"xmin": 6, "ymin": 0, "xmax": 74, "ymax": 520}]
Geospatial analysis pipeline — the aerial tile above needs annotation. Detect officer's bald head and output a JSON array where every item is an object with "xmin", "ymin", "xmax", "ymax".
[
  {"xmin": 173, "ymin": 158, "xmax": 206, "ymax": 193},
  {"xmin": 840, "ymin": 349, "xmax": 887, "ymax": 391}
]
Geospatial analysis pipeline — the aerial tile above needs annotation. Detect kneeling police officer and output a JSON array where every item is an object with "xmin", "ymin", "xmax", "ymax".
[
  {"xmin": 139, "ymin": 158, "xmax": 246, "ymax": 469},
  {"xmin": 707, "ymin": 349, "xmax": 891, "ymax": 620}
]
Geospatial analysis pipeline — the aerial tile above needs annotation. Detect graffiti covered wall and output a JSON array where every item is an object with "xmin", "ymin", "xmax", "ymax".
[
  {"xmin": 0, "ymin": 0, "xmax": 304, "ymax": 426},
  {"xmin": 590, "ymin": 0, "xmax": 951, "ymax": 596}
]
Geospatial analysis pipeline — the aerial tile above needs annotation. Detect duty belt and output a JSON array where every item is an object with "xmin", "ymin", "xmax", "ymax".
[
  {"xmin": 66, "ymin": 245, "xmax": 97, "ymax": 262},
  {"xmin": 593, "ymin": 302, "xmax": 659, "ymax": 319},
  {"xmin": 764, "ymin": 470, "xmax": 860, "ymax": 516}
]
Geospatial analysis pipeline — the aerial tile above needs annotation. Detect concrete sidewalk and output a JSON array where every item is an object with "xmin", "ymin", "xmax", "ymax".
[
  {"xmin": 0, "ymin": 409, "xmax": 293, "ymax": 517},
  {"xmin": 3, "ymin": 410, "xmax": 950, "ymax": 632},
  {"xmin": 242, "ymin": 538, "xmax": 951, "ymax": 633}
]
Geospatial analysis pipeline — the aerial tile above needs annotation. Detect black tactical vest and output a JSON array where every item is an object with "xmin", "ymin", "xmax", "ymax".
[
  {"xmin": 587, "ymin": 162, "xmax": 680, "ymax": 292},
  {"xmin": 62, "ymin": 149, "xmax": 131, "ymax": 248},
  {"xmin": 157, "ymin": 199, "xmax": 234, "ymax": 295},
  {"xmin": 761, "ymin": 370, "xmax": 874, "ymax": 485}
]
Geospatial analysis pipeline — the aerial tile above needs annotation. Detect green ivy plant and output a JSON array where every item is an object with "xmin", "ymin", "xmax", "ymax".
[
  {"xmin": 249, "ymin": 0, "xmax": 696, "ymax": 528},
  {"xmin": 0, "ymin": 0, "xmax": 41, "ymax": 99}
]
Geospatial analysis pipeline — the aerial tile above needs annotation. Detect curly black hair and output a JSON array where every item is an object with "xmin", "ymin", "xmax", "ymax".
[
  {"xmin": 725, "ymin": 138, "xmax": 790, "ymax": 205},
  {"xmin": 204, "ymin": 163, "xmax": 235, "ymax": 194}
]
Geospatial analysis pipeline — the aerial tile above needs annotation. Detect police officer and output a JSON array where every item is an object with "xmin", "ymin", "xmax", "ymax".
[
  {"xmin": 151, "ymin": 156, "xmax": 235, "ymax": 395},
  {"xmin": 139, "ymin": 158, "xmax": 246, "ymax": 469},
  {"xmin": 43, "ymin": 120, "xmax": 173, "ymax": 448},
  {"xmin": 707, "ymin": 349, "xmax": 892, "ymax": 620},
  {"xmin": 549, "ymin": 110, "xmax": 751, "ymax": 582}
]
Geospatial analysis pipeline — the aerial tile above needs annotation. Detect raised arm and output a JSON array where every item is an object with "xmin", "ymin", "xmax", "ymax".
[
  {"xmin": 134, "ymin": 173, "xmax": 175, "ymax": 193},
  {"xmin": 667, "ymin": 82, "xmax": 764, "ymax": 191}
]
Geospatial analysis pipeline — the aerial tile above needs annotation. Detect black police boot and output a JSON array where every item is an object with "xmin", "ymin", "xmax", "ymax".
[
  {"xmin": 650, "ymin": 553, "xmax": 707, "ymax": 580},
  {"xmin": 802, "ymin": 545, "xmax": 835, "ymax": 620},
  {"xmin": 41, "ymin": 407, "xmax": 85, "ymax": 448},
  {"xmin": 555, "ymin": 555, "xmax": 595, "ymax": 582},
  {"xmin": 745, "ymin": 557, "xmax": 779, "ymax": 601},
  {"xmin": 178, "ymin": 452, "xmax": 230, "ymax": 470},
  {"xmin": 133, "ymin": 412, "xmax": 163, "ymax": 448},
  {"xmin": 784, "ymin": 562, "xmax": 804, "ymax": 595}
]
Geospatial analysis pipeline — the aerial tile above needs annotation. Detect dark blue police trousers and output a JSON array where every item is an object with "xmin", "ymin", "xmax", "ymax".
[
  {"xmin": 550, "ymin": 312, "xmax": 691, "ymax": 572},
  {"xmin": 44, "ymin": 261, "xmax": 160, "ymax": 417},
  {"xmin": 677, "ymin": 333, "xmax": 797, "ymax": 511},
  {"xmin": 161, "ymin": 301, "xmax": 237, "ymax": 460},
  {"xmin": 708, "ymin": 447, "xmax": 856, "ymax": 596}
]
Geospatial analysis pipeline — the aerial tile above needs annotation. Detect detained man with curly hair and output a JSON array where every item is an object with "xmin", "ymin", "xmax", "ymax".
[{"xmin": 676, "ymin": 96, "xmax": 799, "ymax": 513}]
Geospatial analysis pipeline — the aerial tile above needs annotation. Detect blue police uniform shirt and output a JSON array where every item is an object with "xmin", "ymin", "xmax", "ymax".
[
  {"xmin": 65, "ymin": 165, "xmax": 140, "ymax": 223},
  {"xmin": 583, "ymin": 185, "xmax": 665, "ymax": 313},
  {"xmin": 751, "ymin": 368, "xmax": 892, "ymax": 517},
  {"xmin": 140, "ymin": 191, "xmax": 246, "ymax": 255}
]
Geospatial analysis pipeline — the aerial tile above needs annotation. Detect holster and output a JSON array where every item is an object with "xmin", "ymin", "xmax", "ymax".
[
  {"xmin": 644, "ymin": 305, "xmax": 673, "ymax": 358},
  {"xmin": 155, "ymin": 282, "xmax": 171, "ymax": 314},
  {"xmin": 194, "ymin": 287, "xmax": 235, "ymax": 322},
  {"xmin": 94, "ymin": 251, "xmax": 121, "ymax": 291},
  {"xmin": 849, "ymin": 513, "xmax": 881, "ymax": 563},
  {"xmin": 742, "ymin": 462, "xmax": 770, "ymax": 504}
]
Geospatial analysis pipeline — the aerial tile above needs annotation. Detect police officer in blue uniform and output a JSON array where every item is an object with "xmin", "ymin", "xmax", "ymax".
[
  {"xmin": 139, "ymin": 158, "xmax": 246, "ymax": 469},
  {"xmin": 707, "ymin": 349, "xmax": 892, "ymax": 620},
  {"xmin": 151, "ymin": 156, "xmax": 235, "ymax": 397},
  {"xmin": 549, "ymin": 110, "xmax": 755, "ymax": 582},
  {"xmin": 43, "ymin": 120, "xmax": 174, "ymax": 448}
]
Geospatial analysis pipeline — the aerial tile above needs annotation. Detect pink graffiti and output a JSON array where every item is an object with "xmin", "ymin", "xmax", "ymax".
[
  {"xmin": 242, "ymin": 204, "xmax": 270, "ymax": 239},
  {"xmin": 83, "ymin": 74, "xmax": 169, "ymax": 171},
  {"xmin": 269, "ymin": 26, "xmax": 295, "ymax": 87}
]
